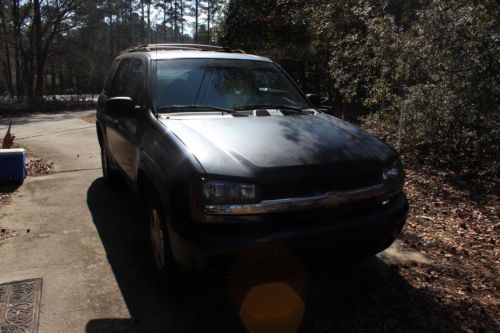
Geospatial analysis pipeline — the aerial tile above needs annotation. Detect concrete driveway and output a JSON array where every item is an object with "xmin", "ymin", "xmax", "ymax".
[{"xmin": 0, "ymin": 111, "xmax": 453, "ymax": 333}]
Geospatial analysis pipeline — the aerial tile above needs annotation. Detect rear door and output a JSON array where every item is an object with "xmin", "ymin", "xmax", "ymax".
[{"xmin": 112, "ymin": 57, "xmax": 146, "ymax": 182}]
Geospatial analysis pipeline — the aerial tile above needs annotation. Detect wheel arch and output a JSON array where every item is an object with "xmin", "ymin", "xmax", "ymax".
[
  {"xmin": 137, "ymin": 167, "xmax": 162, "ymax": 206},
  {"xmin": 96, "ymin": 122, "xmax": 104, "ymax": 148}
]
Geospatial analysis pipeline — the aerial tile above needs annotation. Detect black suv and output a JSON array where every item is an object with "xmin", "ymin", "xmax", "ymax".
[{"xmin": 96, "ymin": 44, "xmax": 408, "ymax": 280}]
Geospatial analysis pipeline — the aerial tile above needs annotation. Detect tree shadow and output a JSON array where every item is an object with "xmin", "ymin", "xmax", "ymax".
[
  {"xmin": 275, "ymin": 113, "xmax": 394, "ymax": 167},
  {"xmin": 85, "ymin": 177, "xmax": 470, "ymax": 333}
]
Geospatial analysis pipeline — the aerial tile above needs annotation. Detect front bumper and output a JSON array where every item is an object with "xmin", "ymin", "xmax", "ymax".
[
  {"xmin": 167, "ymin": 192, "xmax": 409, "ymax": 278},
  {"xmin": 204, "ymin": 183, "xmax": 400, "ymax": 216}
]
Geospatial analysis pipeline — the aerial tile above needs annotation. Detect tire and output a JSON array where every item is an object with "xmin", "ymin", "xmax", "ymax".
[
  {"xmin": 146, "ymin": 202, "xmax": 182, "ymax": 290},
  {"xmin": 100, "ymin": 146, "xmax": 120, "ymax": 187}
]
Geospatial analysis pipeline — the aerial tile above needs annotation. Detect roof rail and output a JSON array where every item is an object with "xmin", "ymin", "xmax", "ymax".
[{"xmin": 126, "ymin": 44, "xmax": 245, "ymax": 54}]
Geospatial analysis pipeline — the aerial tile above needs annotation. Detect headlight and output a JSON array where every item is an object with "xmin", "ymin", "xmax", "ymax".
[
  {"xmin": 203, "ymin": 180, "xmax": 256, "ymax": 204},
  {"xmin": 382, "ymin": 159, "xmax": 402, "ymax": 182}
]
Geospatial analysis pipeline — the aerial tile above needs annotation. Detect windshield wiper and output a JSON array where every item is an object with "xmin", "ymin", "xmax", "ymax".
[
  {"xmin": 158, "ymin": 105, "xmax": 235, "ymax": 114},
  {"xmin": 234, "ymin": 104, "xmax": 308, "ymax": 112}
]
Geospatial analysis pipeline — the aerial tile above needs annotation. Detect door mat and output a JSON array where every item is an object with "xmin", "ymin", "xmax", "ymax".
[{"xmin": 0, "ymin": 278, "xmax": 42, "ymax": 333}]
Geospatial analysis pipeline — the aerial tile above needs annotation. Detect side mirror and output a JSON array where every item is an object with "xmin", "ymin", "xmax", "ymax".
[
  {"xmin": 306, "ymin": 94, "xmax": 321, "ymax": 108},
  {"xmin": 105, "ymin": 97, "xmax": 136, "ymax": 116}
]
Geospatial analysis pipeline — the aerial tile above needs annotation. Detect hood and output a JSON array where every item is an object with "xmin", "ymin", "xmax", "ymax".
[{"xmin": 160, "ymin": 113, "xmax": 397, "ymax": 180}]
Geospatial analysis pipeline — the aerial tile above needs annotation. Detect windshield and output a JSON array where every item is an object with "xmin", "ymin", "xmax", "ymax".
[{"xmin": 155, "ymin": 59, "xmax": 310, "ymax": 111}]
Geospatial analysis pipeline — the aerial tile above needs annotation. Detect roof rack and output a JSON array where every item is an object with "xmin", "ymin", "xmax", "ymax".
[{"xmin": 126, "ymin": 44, "xmax": 246, "ymax": 54}]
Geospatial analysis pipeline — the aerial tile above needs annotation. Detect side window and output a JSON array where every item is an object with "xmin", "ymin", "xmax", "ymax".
[
  {"xmin": 124, "ymin": 59, "xmax": 145, "ymax": 104},
  {"xmin": 110, "ymin": 58, "xmax": 131, "ymax": 97},
  {"xmin": 103, "ymin": 59, "xmax": 120, "ymax": 94}
]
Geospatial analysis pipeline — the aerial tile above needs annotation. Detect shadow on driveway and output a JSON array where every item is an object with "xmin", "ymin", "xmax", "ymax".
[{"xmin": 86, "ymin": 177, "xmax": 464, "ymax": 333}]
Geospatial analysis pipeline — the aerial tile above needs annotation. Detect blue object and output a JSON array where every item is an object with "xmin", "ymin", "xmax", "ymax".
[{"xmin": 0, "ymin": 148, "xmax": 26, "ymax": 184}]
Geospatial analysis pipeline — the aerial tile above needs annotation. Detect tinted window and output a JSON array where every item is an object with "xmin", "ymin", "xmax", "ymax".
[
  {"xmin": 110, "ymin": 58, "xmax": 131, "ymax": 97},
  {"xmin": 155, "ymin": 59, "xmax": 308, "ymax": 110},
  {"xmin": 104, "ymin": 59, "xmax": 120, "ymax": 94},
  {"xmin": 124, "ymin": 59, "xmax": 145, "ymax": 103}
]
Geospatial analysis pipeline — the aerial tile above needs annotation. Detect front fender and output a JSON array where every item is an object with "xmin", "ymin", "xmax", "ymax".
[{"xmin": 137, "ymin": 119, "xmax": 204, "ymax": 216}]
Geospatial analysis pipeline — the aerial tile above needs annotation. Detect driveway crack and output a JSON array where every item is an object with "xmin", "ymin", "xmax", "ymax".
[{"xmin": 53, "ymin": 168, "xmax": 101, "ymax": 174}]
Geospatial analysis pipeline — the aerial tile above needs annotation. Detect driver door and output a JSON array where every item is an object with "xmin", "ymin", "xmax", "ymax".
[
  {"xmin": 112, "ymin": 58, "xmax": 145, "ymax": 182},
  {"xmin": 107, "ymin": 58, "xmax": 131, "ymax": 172}
]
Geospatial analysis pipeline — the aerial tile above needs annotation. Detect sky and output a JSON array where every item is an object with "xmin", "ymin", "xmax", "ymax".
[{"xmin": 147, "ymin": 1, "xmax": 227, "ymax": 38}]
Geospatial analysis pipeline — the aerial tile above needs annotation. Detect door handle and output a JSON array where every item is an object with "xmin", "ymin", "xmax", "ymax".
[{"xmin": 112, "ymin": 119, "xmax": 119, "ymax": 125}]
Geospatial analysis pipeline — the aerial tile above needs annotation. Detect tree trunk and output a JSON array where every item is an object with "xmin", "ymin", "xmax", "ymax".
[
  {"xmin": 173, "ymin": 1, "xmax": 178, "ymax": 42},
  {"xmin": 195, "ymin": 0, "xmax": 199, "ymax": 43},
  {"xmin": 141, "ymin": 0, "xmax": 145, "ymax": 43},
  {"xmin": 147, "ymin": 1, "xmax": 151, "ymax": 43},
  {"xmin": 26, "ymin": 23, "xmax": 35, "ymax": 99},
  {"xmin": 0, "ymin": 0, "xmax": 14, "ymax": 96},
  {"xmin": 11, "ymin": 0, "xmax": 23, "ymax": 97},
  {"xmin": 397, "ymin": 103, "xmax": 404, "ymax": 152},
  {"xmin": 207, "ymin": 1, "xmax": 211, "ymax": 43},
  {"xmin": 162, "ymin": 5, "xmax": 167, "ymax": 42},
  {"xmin": 180, "ymin": 0, "xmax": 184, "ymax": 41},
  {"xmin": 34, "ymin": 0, "xmax": 44, "ymax": 97},
  {"xmin": 58, "ymin": 62, "xmax": 64, "ymax": 92},
  {"xmin": 108, "ymin": 1, "xmax": 114, "ymax": 58},
  {"xmin": 170, "ymin": 0, "xmax": 175, "ymax": 41},
  {"xmin": 51, "ymin": 62, "xmax": 56, "ymax": 94}
]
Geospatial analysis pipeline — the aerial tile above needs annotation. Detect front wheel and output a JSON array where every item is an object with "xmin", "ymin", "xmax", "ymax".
[{"xmin": 147, "ymin": 203, "xmax": 181, "ymax": 288}]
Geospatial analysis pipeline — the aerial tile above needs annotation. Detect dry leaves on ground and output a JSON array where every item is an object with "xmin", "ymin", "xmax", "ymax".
[
  {"xmin": 26, "ymin": 159, "xmax": 54, "ymax": 176},
  {"xmin": 396, "ymin": 154, "xmax": 499, "ymax": 332}
]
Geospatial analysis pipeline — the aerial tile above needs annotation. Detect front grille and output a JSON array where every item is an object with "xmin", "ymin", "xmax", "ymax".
[
  {"xmin": 257, "ymin": 196, "xmax": 384, "ymax": 224},
  {"xmin": 260, "ymin": 171, "xmax": 381, "ymax": 200}
]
